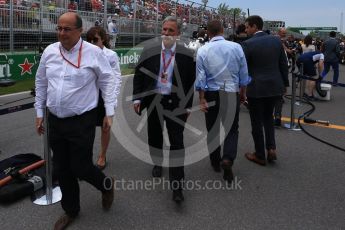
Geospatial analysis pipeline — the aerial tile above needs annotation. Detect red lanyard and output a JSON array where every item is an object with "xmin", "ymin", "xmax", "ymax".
[
  {"xmin": 59, "ymin": 41, "xmax": 83, "ymax": 68},
  {"xmin": 162, "ymin": 49, "xmax": 175, "ymax": 73}
]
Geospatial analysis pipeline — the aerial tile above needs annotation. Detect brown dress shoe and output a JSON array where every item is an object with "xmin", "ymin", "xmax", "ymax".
[
  {"xmin": 245, "ymin": 152, "xmax": 266, "ymax": 166},
  {"xmin": 54, "ymin": 214, "xmax": 75, "ymax": 230},
  {"xmin": 221, "ymin": 160, "xmax": 234, "ymax": 183},
  {"xmin": 267, "ymin": 149, "xmax": 277, "ymax": 162},
  {"xmin": 102, "ymin": 177, "xmax": 114, "ymax": 210}
]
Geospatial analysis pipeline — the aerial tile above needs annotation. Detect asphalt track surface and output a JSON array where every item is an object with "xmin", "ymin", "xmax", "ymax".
[{"xmin": 0, "ymin": 66, "xmax": 344, "ymax": 230}]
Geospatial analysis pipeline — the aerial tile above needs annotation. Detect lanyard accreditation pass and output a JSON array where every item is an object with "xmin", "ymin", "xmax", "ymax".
[
  {"xmin": 59, "ymin": 41, "xmax": 83, "ymax": 68},
  {"xmin": 161, "ymin": 50, "xmax": 174, "ymax": 83}
]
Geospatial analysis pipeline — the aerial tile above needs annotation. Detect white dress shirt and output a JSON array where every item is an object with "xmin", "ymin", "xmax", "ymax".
[
  {"xmin": 156, "ymin": 42, "xmax": 176, "ymax": 95},
  {"xmin": 35, "ymin": 38, "xmax": 117, "ymax": 118},
  {"xmin": 133, "ymin": 41, "xmax": 177, "ymax": 105},
  {"xmin": 102, "ymin": 46, "xmax": 122, "ymax": 106}
]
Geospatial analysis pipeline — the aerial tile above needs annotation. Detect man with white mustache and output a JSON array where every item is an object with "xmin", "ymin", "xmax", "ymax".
[{"xmin": 133, "ymin": 16, "xmax": 196, "ymax": 203}]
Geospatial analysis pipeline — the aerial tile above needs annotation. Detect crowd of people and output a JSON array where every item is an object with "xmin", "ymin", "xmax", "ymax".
[
  {"xmin": 32, "ymin": 9, "xmax": 344, "ymax": 229},
  {"xmin": 0, "ymin": 0, "xmax": 40, "ymax": 28},
  {"xmin": 227, "ymin": 24, "xmax": 343, "ymax": 126},
  {"xmin": 0, "ymin": 0, "xmax": 243, "ymax": 33}
]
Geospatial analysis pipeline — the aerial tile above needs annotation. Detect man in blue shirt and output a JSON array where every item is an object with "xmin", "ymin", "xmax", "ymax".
[
  {"xmin": 195, "ymin": 20, "xmax": 250, "ymax": 183},
  {"xmin": 296, "ymin": 51, "xmax": 324, "ymax": 100}
]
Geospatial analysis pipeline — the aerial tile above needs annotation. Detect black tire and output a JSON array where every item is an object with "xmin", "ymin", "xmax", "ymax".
[{"xmin": 315, "ymin": 80, "xmax": 328, "ymax": 98}]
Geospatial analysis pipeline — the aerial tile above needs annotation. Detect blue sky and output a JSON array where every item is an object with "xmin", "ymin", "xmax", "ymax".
[{"xmin": 193, "ymin": 0, "xmax": 345, "ymax": 32}]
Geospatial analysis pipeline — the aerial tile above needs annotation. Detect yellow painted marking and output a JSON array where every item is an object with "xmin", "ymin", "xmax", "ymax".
[{"xmin": 281, "ymin": 117, "xmax": 345, "ymax": 131}]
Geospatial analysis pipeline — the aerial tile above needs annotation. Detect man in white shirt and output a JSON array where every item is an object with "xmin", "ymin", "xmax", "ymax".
[{"xmin": 34, "ymin": 12, "xmax": 117, "ymax": 230}]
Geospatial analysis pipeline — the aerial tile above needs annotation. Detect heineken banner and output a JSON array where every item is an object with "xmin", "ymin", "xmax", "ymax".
[{"xmin": 0, "ymin": 47, "xmax": 143, "ymax": 81}]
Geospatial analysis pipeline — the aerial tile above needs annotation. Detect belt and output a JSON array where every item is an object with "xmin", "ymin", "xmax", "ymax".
[{"xmin": 49, "ymin": 107, "xmax": 97, "ymax": 120}]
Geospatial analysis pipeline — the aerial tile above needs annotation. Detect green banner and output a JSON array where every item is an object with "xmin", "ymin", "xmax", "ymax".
[
  {"xmin": 0, "ymin": 53, "xmax": 39, "ymax": 81},
  {"xmin": 0, "ymin": 47, "xmax": 143, "ymax": 82},
  {"xmin": 116, "ymin": 47, "xmax": 142, "ymax": 68},
  {"xmin": 289, "ymin": 27, "xmax": 337, "ymax": 31}
]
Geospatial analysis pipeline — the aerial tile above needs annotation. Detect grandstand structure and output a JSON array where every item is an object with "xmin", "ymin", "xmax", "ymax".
[
  {"xmin": 263, "ymin": 20, "xmax": 285, "ymax": 31},
  {"xmin": 263, "ymin": 20, "xmax": 304, "ymax": 39},
  {"xmin": 0, "ymin": 0, "xmax": 243, "ymax": 52}
]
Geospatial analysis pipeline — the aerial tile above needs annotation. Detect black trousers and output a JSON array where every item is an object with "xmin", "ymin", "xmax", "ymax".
[
  {"xmin": 273, "ymin": 96, "xmax": 284, "ymax": 119},
  {"xmin": 48, "ymin": 108, "xmax": 107, "ymax": 216},
  {"xmin": 204, "ymin": 91, "xmax": 240, "ymax": 166},
  {"xmin": 247, "ymin": 96, "xmax": 280, "ymax": 160},
  {"xmin": 147, "ymin": 95, "xmax": 187, "ymax": 189}
]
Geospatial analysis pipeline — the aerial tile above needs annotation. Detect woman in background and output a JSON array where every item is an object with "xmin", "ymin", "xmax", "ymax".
[
  {"xmin": 301, "ymin": 35, "xmax": 316, "ymax": 99},
  {"xmin": 86, "ymin": 26, "xmax": 122, "ymax": 170},
  {"xmin": 302, "ymin": 35, "xmax": 315, "ymax": 53}
]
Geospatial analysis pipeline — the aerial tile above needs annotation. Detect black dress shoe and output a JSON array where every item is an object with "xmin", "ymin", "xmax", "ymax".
[
  {"xmin": 172, "ymin": 189, "xmax": 184, "ymax": 203},
  {"xmin": 54, "ymin": 214, "xmax": 76, "ymax": 230},
  {"xmin": 102, "ymin": 177, "xmax": 114, "ymax": 210},
  {"xmin": 152, "ymin": 165, "xmax": 162, "ymax": 177},
  {"xmin": 211, "ymin": 163, "xmax": 221, "ymax": 172},
  {"xmin": 274, "ymin": 118, "xmax": 282, "ymax": 127},
  {"xmin": 221, "ymin": 160, "xmax": 233, "ymax": 183}
]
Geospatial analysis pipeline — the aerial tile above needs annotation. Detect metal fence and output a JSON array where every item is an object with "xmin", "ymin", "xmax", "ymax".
[{"xmin": 0, "ymin": 0, "xmax": 242, "ymax": 52}]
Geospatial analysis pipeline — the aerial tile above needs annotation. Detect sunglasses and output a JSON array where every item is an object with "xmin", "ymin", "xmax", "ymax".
[
  {"xmin": 56, "ymin": 26, "xmax": 79, "ymax": 32},
  {"xmin": 91, "ymin": 37, "xmax": 99, "ymax": 43}
]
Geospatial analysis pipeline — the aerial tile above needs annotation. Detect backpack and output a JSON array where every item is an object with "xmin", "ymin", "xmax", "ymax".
[{"xmin": 0, "ymin": 153, "xmax": 45, "ymax": 203}]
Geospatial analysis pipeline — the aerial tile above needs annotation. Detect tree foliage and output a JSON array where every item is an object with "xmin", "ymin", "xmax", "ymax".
[
  {"xmin": 287, "ymin": 27, "xmax": 301, "ymax": 33},
  {"xmin": 217, "ymin": 3, "xmax": 245, "ymax": 18}
]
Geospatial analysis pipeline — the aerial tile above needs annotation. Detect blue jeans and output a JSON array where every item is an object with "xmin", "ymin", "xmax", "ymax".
[{"xmin": 322, "ymin": 61, "xmax": 339, "ymax": 84}]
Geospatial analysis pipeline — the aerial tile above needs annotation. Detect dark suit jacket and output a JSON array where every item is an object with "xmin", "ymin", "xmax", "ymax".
[
  {"xmin": 322, "ymin": 37, "xmax": 340, "ymax": 63},
  {"xmin": 133, "ymin": 39, "xmax": 196, "ymax": 112},
  {"xmin": 242, "ymin": 31, "xmax": 289, "ymax": 98}
]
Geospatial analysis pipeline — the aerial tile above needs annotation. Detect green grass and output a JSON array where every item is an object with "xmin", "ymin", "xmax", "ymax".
[
  {"xmin": 0, "ymin": 68, "xmax": 135, "ymax": 96},
  {"xmin": 0, "ymin": 78, "xmax": 35, "ymax": 96},
  {"xmin": 121, "ymin": 68, "xmax": 134, "ymax": 76}
]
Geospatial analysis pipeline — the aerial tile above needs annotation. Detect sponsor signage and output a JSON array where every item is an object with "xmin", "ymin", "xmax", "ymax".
[
  {"xmin": 0, "ymin": 47, "xmax": 143, "ymax": 81},
  {"xmin": 289, "ymin": 27, "xmax": 337, "ymax": 31}
]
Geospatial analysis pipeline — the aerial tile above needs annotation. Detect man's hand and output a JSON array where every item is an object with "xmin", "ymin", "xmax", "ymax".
[
  {"xmin": 240, "ymin": 87, "xmax": 247, "ymax": 104},
  {"xmin": 102, "ymin": 116, "xmax": 113, "ymax": 132},
  {"xmin": 35, "ymin": 117, "xmax": 44, "ymax": 136},
  {"xmin": 186, "ymin": 109, "xmax": 191, "ymax": 118},
  {"xmin": 133, "ymin": 103, "xmax": 141, "ymax": 115},
  {"xmin": 199, "ymin": 98, "xmax": 208, "ymax": 113},
  {"xmin": 284, "ymin": 87, "xmax": 288, "ymax": 95}
]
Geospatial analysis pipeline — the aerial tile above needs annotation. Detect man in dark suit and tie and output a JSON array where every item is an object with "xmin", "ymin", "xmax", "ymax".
[
  {"xmin": 321, "ymin": 31, "xmax": 340, "ymax": 86},
  {"xmin": 241, "ymin": 15, "xmax": 289, "ymax": 166},
  {"xmin": 132, "ymin": 16, "xmax": 196, "ymax": 202}
]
